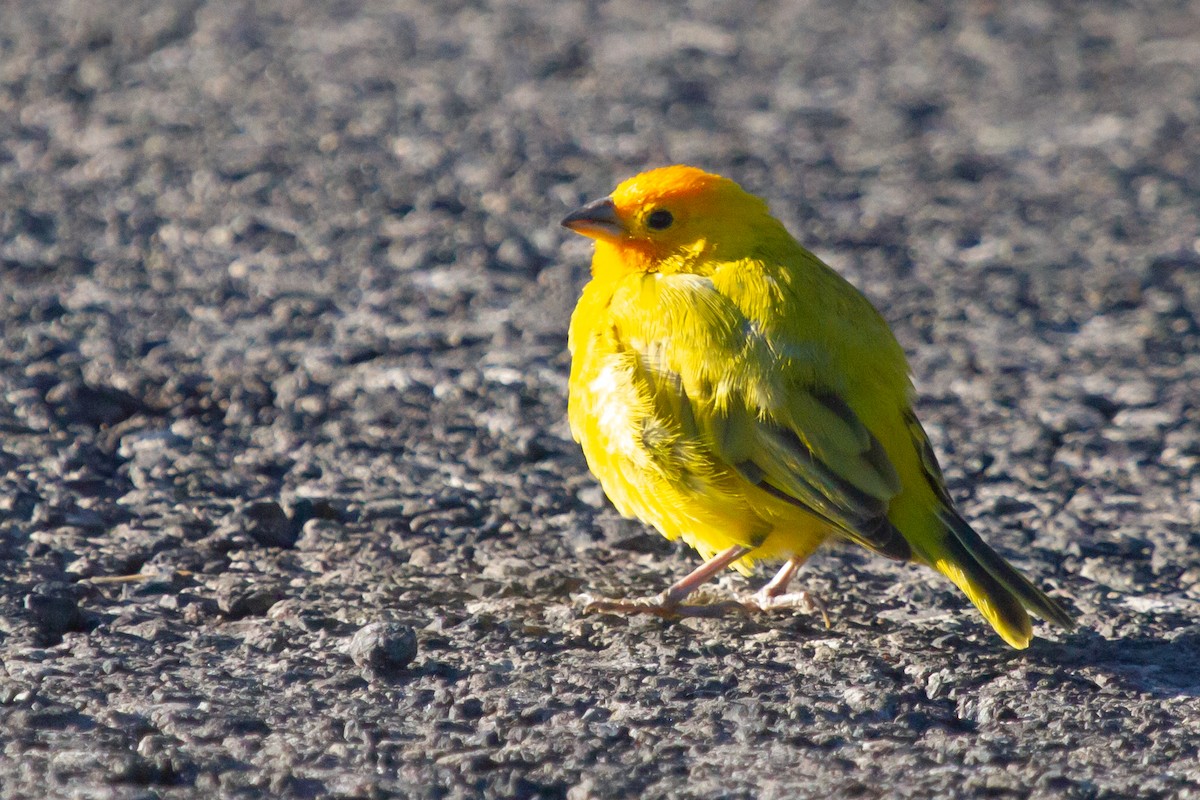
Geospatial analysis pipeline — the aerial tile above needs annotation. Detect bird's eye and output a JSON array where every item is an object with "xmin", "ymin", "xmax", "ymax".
[{"xmin": 646, "ymin": 208, "xmax": 674, "ymax": 230}]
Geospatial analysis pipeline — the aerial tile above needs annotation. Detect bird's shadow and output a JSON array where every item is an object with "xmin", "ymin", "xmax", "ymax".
[{"xmin": 1028, "ymin": 624, "xmax": 1200, "ymax": 698}]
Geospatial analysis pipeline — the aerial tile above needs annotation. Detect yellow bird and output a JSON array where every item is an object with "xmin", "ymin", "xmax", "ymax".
[{"xmin": 560, "ymin": 165, "xmax": 1074, "ymax": 649}]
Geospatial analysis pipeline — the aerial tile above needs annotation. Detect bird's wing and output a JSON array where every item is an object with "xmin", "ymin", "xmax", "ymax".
[
  {"xmin": 700, "ymin": 382, "xmax": 912, "ymax": 560},
  {"xmin": 619, "ymin": 271, "xmax": 912, "ymax": 560}
]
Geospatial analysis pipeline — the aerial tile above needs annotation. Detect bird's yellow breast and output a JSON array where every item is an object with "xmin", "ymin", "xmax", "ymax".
[{"xmin": 567, "ymin": 270, "xmax": 835, "ymax": 570}]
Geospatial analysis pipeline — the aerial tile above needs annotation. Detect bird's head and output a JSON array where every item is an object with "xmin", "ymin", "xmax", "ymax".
[{"xmin": 561, "ymin": 165, "xmax": 776, "ymax": 279}]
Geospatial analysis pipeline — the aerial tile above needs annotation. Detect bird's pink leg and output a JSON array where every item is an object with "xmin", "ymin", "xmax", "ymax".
[
  {"xmin": 745, "ymin": 555, "xmax": 830, "ymax": 627},
  {"xmin": 583, "ymin": 545, "xmax": 751, "ymax": 618},
  {"xmin": 757, "ymin": 556, "xmax": 804, "ymax": 599}
]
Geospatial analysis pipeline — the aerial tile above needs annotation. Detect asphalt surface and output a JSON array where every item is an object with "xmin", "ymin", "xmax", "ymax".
[{"xmin": 2, "ymin": 1, "xmax": 1200, "ymax": 798}]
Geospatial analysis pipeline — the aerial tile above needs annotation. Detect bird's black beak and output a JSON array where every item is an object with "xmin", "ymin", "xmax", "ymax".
[{"xmin": 560, "ymin": 196, "xmax": 624, "ymax": 240}]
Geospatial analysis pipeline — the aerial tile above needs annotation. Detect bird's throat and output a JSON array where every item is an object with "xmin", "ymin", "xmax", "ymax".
[{"xmin": 590, "ymin": 238, "xmax": 709, "ymax": 281}]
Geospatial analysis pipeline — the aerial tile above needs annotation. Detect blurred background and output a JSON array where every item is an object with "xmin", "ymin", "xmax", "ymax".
[{"xmin": 3, "ymin": 1, "xmax": 1200, "ymax": 797}]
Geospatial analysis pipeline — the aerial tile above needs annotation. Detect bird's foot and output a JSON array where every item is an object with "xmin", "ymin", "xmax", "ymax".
[
  {"xmin": 581, "ymin": 592, "xmax": 747, "ymax": 619},
  {"xmin": 742, "ymin": 589, "xmax": 831, "ymax": 628},
  {"xmin": 84, "ymin": 569, "xmax": 194, "ymax": 586}
]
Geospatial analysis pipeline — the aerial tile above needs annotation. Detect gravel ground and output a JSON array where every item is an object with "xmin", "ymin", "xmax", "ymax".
[{"xmin": 3, "ymin": 1, "xmax": 1200, "ymax": 798}]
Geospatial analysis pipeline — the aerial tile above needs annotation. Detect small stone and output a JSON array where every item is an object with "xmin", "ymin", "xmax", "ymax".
[
  {"xmin": 347, "ymin": 622, "xmax": 418, "ymax": 673},
  {"xmin": 44, "ymin": 379, "xmax": 143, "ymax": 427},
  {"xmin": 241, "ymin": 501, "xmax": 298, "ymax": 548},
  {"xmin": 216, "ymin": 578, "xmax": 284, "ymax": 619},
  {"xmin": 295, "ymin": 518, "xmax": 341, "ymax": 550},
  {"xmin": 25, "ymin": 582, "xmax": 83, "ymax": 642},
  {"xmin": 408, "ymin": 546, "xmax": 436, "ymax": 568}
]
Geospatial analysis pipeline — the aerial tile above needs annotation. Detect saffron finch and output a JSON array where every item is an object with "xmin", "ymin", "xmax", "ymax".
[{"xmin": 560, "ymin": 165, "xmax": 1074, "ymax": 649}]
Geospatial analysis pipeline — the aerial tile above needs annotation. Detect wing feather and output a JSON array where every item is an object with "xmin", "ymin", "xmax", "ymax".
[{"xmin": 611, "ymin": 271, "xmax": 911, "ymax": 560}]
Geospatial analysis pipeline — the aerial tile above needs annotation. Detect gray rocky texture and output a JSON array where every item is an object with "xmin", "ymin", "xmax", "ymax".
[{"xmin": 2, "ymin": 0, "xmax": 1199, "ymax": 797}]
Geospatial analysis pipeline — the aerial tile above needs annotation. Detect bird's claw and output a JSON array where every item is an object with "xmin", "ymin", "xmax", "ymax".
[
  {"xmin": 579, "ymin": 588, "xmax": 830, "ymax": 625},
  {"xmin": 743, "ymin": 589, "xmax": 831, "ymax": 628},
  {"xmin": 580, "ymin": 593, "xmax": 747, "ymax": 619}
]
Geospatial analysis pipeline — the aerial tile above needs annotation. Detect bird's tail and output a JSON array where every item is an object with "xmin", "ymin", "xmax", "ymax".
[{"xmin": 925, "ymin": 509, "xmax": 1075, "ymax": 649}]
